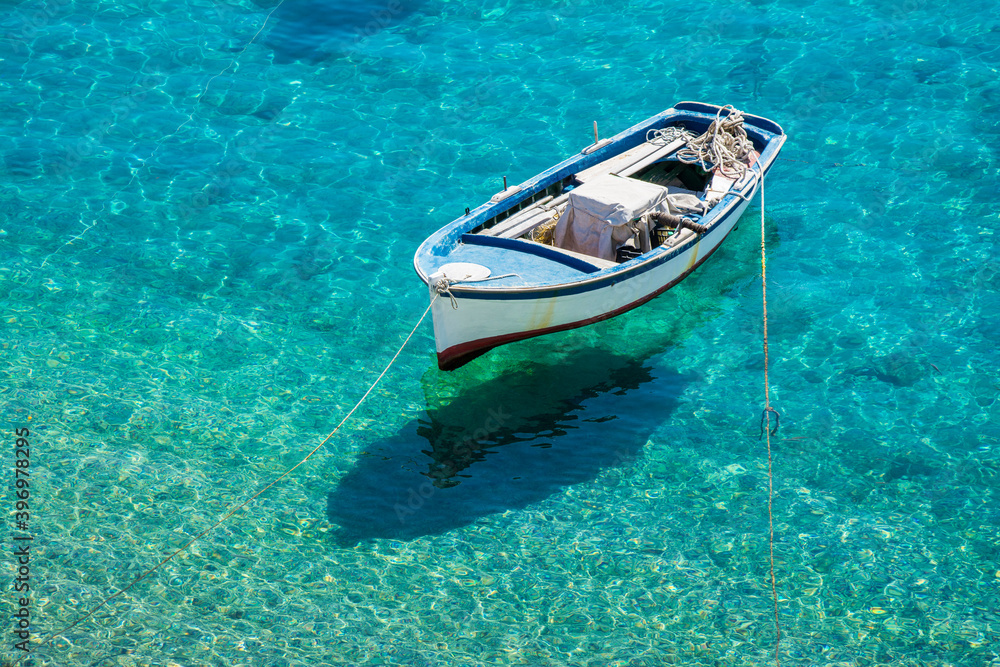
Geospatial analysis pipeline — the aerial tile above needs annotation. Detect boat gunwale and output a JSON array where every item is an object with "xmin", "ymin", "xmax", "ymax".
[
  {"xmin": 413, "ymin": 104, "xmax": 786, "ymax": 293},
  {"xmin": 431, "ymin": 177, "xmax": 766, "ymax": 301},
  {"xmin": 433, "ymin": 214, "xmax": 745, "ymax": 369},
  {"xmin": 449, "ymin": 153, "xmax": 782, "ymax": 298}
]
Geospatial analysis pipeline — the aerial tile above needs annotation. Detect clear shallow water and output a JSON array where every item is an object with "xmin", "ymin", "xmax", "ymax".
[{"xmin": 1, "ymin": 0, "xmax": 999, "ymax": 664}]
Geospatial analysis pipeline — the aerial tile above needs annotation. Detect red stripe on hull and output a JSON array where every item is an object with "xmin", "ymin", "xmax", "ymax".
[{"xmin": 436, "ymin": 228, "xmax": 736, "ymax": 370}]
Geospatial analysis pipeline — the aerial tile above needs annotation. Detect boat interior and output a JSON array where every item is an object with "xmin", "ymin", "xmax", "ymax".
[{"xmin": 467, "ymin": 130, "xmax": 744, "ymax": 267}]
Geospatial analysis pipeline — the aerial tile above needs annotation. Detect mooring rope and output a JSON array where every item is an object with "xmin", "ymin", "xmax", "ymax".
[
  {"xmin": 777, "ymin": 157, "xmax": 867, "ymax": 168},
  {"xmin": 759, "ymin": 174, "xmax": 782, "ymax": 664},
  {"xmin": 14, "ymin": 296, "xmax": 436, "ymax": 665},
  {"xmin": 433, "ymin": 273, "xmax": 519, "ymax": 309}
]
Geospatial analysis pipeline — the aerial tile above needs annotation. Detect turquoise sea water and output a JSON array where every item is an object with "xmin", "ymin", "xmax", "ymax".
[{"xmin": 2, "ymin": 0, "xmax": 999, "ymax": 664}]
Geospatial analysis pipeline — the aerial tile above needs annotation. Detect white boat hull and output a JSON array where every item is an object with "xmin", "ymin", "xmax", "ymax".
[
  {"xmin": 431, "ymin": 194, "xmax": 752, "ymax": 369},
  {"xmin": 414, "ymin": 102, "xmax": 786, "ymax": 370}
]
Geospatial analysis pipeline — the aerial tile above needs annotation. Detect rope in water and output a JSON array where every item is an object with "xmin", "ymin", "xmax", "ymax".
[
  {"xmin": 777, "ymin": 157, "xmax": 867, "ymax": 168},
  {"xmin": 759, "ymin": 175, "xmax": 782, "ymax": 664},
  {"xmin": 13, "ymin": 296, "xmax": 436, "ymax": 665}
]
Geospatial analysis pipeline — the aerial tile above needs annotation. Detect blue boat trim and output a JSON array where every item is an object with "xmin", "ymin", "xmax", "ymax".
[
  {"xmin": 413, "ymin": 102, "xmax": 787, "ymax": 370},
  {"xmin": 443, "ymin": 210, "xmax": 730, "ymax": 301},
  {"xmin": 414, "ymin": 104, "xmax": 784, "ymax": 287},
  {"xmin": 673, "ymin": 101, "xmax": 784, "ymax": 136},
  {"xmin": 436, "ymin": 219, "xmax": 743, "ymax": 369},
  {"xmin": 432, "ymin": 159, "xmax": 780, "ymax": 302}
]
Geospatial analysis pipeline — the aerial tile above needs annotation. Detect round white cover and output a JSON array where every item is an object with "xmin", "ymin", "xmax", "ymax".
[{"xmin": 438, "ymin": 262, "xmax": 491, "ymax": 282}]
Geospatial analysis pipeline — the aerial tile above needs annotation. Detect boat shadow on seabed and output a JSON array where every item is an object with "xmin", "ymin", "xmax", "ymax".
[
  {"xmin": 326, "ymin": 205, "xmax": 783, "ymax": 542},
  {"xmin": 327, "ymin": 349, "xmax": 694, "ymax": 543}
]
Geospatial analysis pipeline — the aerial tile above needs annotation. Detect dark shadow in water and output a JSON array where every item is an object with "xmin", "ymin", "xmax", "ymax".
[
  {"xmin": 326, "ymin": 204, "xmax": 780, "ymax": 542},
  {"xmin": 327, "ymin": 349, "xmax": 694, "ymax": 542},
  {"xmin": 260, "ymin": 0, "xmax": 423, "ymax": 63}
]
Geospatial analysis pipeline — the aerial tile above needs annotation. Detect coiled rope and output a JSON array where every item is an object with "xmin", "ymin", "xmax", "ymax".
[
  {"xmin": 14, "ymin": 296, "xmax": 436, "ymax": 665},
  {"xmin": 675, "ymin": 104, "xmax": 756, "ymax": 180},
  {"xmin": 759, "ymin": 174, "xmax": 782, "ymax": 665},
  {"xmin": 645, "ymin": 125, "xmax": 694, "ymax": 146}
]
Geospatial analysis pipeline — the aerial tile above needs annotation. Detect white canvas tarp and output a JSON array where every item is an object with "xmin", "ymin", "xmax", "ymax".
[{"xmin": 553, "ymin": 174, "xmax": 670, "ymax": 261}]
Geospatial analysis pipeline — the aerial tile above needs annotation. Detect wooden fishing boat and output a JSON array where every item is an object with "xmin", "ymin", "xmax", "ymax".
[{"xmin": 413, "ymin": 101, "xmax": 786, "ymax": 370}]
